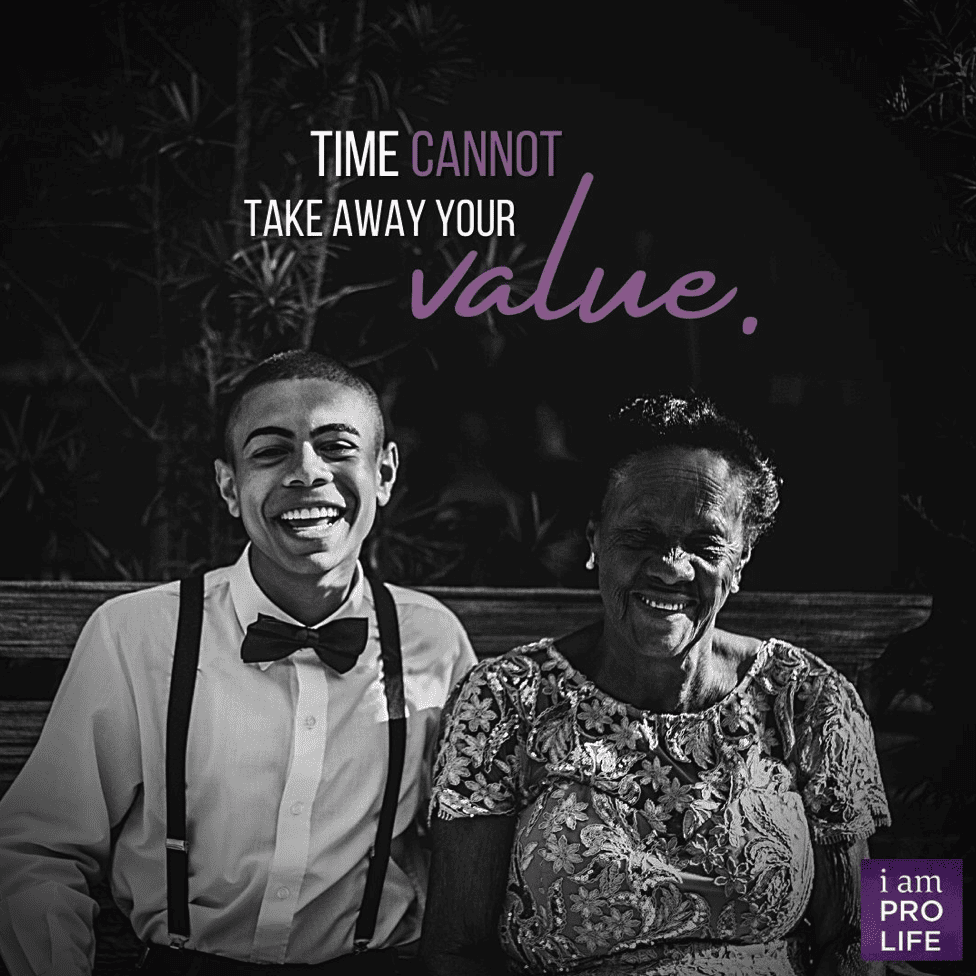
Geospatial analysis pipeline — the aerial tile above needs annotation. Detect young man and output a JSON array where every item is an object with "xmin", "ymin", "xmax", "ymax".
[{"xmin": 0, "ymin": 352, "xmax": 477, "ymax": 975}]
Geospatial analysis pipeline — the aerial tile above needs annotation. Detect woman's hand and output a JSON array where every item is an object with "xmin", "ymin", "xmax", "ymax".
[
  {"xmin": 420, "ymin": 814, "xmax": 517, "ymax": 976},
  {"xmin": 809, "ymin": 839, "xmax": 884, "ymax": 976}
]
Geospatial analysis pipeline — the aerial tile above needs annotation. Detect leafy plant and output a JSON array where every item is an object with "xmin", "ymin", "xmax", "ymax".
[{"xmin": 1, "ymin": 0, "xmax": 550, "ymax": 581}]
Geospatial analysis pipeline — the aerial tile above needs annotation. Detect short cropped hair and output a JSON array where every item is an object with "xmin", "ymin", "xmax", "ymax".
[
  {"xmin": 218, "ymin": 351, "xmax": 385, "ymax": 461},
  {"xmin": 594, "ymin": 394, "xmax": 780, "ymax": 547}
]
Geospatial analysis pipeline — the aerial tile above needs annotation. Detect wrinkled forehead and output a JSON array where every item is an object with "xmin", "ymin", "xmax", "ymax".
[
  {"xmin": 227, "ymin": 378, "xmax": 382, "ymax": 452},
  {"xmin": 604, "ymin": 447, "xmax": 748, "ymax": 526}
]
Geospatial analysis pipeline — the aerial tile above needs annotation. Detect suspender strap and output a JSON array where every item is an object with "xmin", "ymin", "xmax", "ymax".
[
  {"xmin": 354, "ymin": 573, "xmax": 406, "ymax": 953},
  {"xmin": 162, "ymin": 571, "xmax": 405, "ymax": 954},
  {"xmin": 165, "ymin": 575, "xmax": 204, "ymax": 948}
]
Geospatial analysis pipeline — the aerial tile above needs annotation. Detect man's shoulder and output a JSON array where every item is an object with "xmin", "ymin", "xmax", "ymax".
[
  {"xmin": 381, "ymin": 583, "xmax": 476, "ymax": 670},
  {"xmin": 385, "ymin": 582, "xmax": 464, "ymax": 626},
  {"xmin": 86, "ymin": 565, "xmax": 234, "ymax": 634}
]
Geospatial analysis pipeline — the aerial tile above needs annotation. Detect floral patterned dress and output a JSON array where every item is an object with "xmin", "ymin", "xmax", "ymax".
[{"xmin": 431, "ymin": 638, "xmax": 890, "ymax": 976}]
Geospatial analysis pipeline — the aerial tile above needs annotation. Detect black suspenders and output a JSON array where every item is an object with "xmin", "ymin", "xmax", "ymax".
[
  {"xmin": 354, "ymin": 571, "xmax": 405, "ymax": 953},
  {"xmin": 164, "ymin": 572, "xmax": 406, "ymax": 953},
  {"xmin": 165, "ymin": 574, "xmax": 204, "ymax": 948}
]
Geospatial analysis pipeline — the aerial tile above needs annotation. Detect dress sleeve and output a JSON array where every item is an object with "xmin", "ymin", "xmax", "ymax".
[
  {"xmin": 793, "ymin": 662, "xmax": 891, "ymax": 846},
  {"xmin": 430, "ymin": 655, "xmax": 531, "ymax": 821}
]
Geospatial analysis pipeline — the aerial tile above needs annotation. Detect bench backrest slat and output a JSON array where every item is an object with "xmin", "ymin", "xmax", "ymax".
[
  {"xmin": 0, "ymin": 582, "xmax": 932, "ymax": 663},
  {"xmin": 0, "ymin": 582, "xmax": 932, "ymax": 796}
]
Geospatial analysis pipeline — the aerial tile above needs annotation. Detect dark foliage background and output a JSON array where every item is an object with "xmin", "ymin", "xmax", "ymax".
[{"xmin": 1, "ymin": 0, "xmax": 972, "ymax": 595}]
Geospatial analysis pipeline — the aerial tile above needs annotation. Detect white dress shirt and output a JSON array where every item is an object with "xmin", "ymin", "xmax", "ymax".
[{"xmin": 0, "ymin": 548, "xmax": 477, "ymax": 975}]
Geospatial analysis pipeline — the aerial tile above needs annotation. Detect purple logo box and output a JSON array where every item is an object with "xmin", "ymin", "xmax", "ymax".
[{"xmin": 861, "ymin": 858, "xmax": 963, "ymax": 961}]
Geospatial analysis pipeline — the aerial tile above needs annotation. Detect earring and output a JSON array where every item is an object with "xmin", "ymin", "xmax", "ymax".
[{"xmin": 585, "ymin": 552, "xmax": 596, "ymax": 571}]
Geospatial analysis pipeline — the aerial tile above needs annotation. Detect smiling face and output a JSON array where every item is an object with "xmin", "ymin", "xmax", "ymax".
[
  {"xmin": 587, "ymin": 446, "xmax": 751, "ymax": 661},
  {"xmin": 214, "ymin": 378, "xmax": 397, "ymax": 599}
]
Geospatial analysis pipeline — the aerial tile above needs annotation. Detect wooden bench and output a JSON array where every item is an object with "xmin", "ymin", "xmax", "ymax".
[
  {"xmin": 0, "ymin": 582, "xmax": 934, "ymax": 974},
  {"xmin": 0, "ymin": 582, "xmax": 933, "ymax": 796}
]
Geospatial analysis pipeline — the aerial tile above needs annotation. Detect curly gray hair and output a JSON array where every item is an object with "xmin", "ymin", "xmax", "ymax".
[{"xmin": 595, "ymin": 394, "xmax": 781, "ymax": 547}]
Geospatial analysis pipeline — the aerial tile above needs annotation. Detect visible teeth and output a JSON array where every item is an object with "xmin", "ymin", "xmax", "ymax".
[
  {"xmin": 280, "ymin": 506, "xmax": 341, "ymax": 521},
  {"xmin": 637, "ymin": 594, "xmax": 688, "ymax": 611}
]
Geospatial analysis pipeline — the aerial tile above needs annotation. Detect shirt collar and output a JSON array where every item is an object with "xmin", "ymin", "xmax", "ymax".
[{"xmin": 227, "ymin": 545, "xmax": 369, "ymax": 670}]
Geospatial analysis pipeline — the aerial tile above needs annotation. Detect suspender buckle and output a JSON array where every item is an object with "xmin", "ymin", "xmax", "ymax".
[
  {"xmin": 168, "ymin": 933, "xmax": 189, "ymax": 950},
  {"xmin": 165, "ymin": 837, "xmax": 187, "ymax": 852},
  {"xmin": 353, "ymin": 938, "xmax": 371, "ymax": 955}
]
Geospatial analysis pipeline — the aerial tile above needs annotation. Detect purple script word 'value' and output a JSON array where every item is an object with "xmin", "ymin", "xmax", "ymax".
[{"xmin": 411, "ymin": 173, "xmax": 757, "ymax": 333}]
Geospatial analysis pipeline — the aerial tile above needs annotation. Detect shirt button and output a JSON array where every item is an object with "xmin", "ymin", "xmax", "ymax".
[
  {"xmin": 275, "ymin": 887, "xmax": 290, "ymax": 900},
  {"xmin": 290, "ymin": 801, "xmax": 304, "ymax": 816},
  {"xmin": 304, "ymin": 715, "xmax": 317, "ymax": 729}
]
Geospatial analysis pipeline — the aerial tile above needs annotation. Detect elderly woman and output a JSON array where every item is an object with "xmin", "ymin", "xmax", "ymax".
[{"xmin": 421, "ymin": 395, "xmax": 890, "ymax": 976}]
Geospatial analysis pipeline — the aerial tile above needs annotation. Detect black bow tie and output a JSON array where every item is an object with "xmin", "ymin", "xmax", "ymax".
[{"xmin": 241, "ymin": 614, "xmax": 369, "ymax": 674}]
